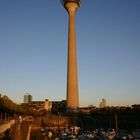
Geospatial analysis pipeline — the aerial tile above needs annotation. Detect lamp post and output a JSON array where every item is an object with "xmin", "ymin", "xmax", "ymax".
[{"xmin": 61, "ymin": 0, "xmax": 81, "ymax": 111}]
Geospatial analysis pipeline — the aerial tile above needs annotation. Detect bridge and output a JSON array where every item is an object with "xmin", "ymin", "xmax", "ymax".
[
  {"xmin": 0, "ymin": 120, "xmax": 15, "ymax": 134},
  {"xmin": 0, "ymin": 115, "xmax": 69, "ymax": 140},
  {"xmin": 0, "ymin": 120, "xmax": 15, "ymax": 139}
]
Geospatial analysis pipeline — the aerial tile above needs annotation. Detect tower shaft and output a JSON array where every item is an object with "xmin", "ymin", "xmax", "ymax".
[{"xmin": 66, "ymin": 2, "xmax": 79, "ymax": 110}]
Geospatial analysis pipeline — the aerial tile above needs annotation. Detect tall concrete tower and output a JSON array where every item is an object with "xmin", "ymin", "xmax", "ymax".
[{"xmin": 61, "ymin": 0, "xmax": 81, "ymax": 111}]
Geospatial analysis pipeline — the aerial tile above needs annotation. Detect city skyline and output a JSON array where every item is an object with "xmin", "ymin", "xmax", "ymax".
[{"xmin": 0, "ymin": 0, "xmax": 140, "ymax": 107}]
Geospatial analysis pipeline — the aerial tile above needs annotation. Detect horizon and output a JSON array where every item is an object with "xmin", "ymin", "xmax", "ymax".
[
  {"xmin": 0, "ymin": 93, "xmax": 139, "ymax": 108},
  {"xmin": 0, "ymin": 0, "xmax": 140, "ymax": 107}
]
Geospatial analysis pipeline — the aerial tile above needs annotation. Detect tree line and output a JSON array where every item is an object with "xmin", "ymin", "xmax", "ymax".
[
  {"xmin": 77, "ymin": 106, "xmax": 140, "ymax": 130},
  {"xmin": 0, "ymin": 94, "xmax": 25, "ymax": 116}
]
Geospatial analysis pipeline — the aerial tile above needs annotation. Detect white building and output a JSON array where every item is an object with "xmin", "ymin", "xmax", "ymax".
[{"xmin": 99, "ymin": 98, "xmax": 107, "ymax": 108}]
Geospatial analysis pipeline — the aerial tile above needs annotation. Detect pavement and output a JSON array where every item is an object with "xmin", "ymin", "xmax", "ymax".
[{"xmin": 10, "ymin": 121, "xmax": 30, "ymax": 140}]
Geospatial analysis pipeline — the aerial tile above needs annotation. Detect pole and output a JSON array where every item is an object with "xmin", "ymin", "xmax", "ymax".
[{"xmin": 115, "ymin": 114, "xmax": 118, "ymax": 137}]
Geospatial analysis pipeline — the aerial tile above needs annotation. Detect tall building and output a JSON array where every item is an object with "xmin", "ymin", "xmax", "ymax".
[
  {"xmin": 23, "ymin": 93, "xmax": 32, "ymax": 104},
  {"xmin": 99, "ymin": 98, "xmax": 107, "ymax": 108},
  {"xmin": 61, "ymin": 0, "xmax": 81, "ymax": 111}
]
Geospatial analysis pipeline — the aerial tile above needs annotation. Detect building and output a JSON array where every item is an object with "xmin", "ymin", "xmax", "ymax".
[
  {"xmin": 44, "ymin": 99, "xmax": 52, "ymax": 111},
  {"xmin": 23, "ymin": 93, "xmax": 32, "ymax": 104},
  {"xmin": 99, "ymin": 98, "xmax": 107, "ymax": 108},
  {"xmin": 51, "ymin": 100, "xmax": 66, "ymax": 114},
  {"xmin": 28, "ymin": 99, "xmax": 66, "ymax": 112},
  {"xmin": 80, "ymin": 106, "xmax": 96, "ymax": 114},
  {"xmin": 29, "ymin": 99, "xmax": 52, "ymax": 111},
  {"xmin": 29, "ymin": 101, "xmax": 44, "ymax": 111}
]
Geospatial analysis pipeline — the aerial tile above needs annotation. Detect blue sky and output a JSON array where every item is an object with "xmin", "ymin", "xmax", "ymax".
[{"xmin": 0, "ymin": 0, "xmax": 140, "ymax": 107}]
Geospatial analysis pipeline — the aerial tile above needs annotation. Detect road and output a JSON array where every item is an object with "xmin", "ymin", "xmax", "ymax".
[{"xmin": 10, "ymin": 121, "xmax": 30, "ymax": 140}]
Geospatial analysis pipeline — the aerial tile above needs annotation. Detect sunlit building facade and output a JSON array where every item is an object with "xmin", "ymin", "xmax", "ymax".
[
  {"xmin": 23, "ymin": 93, "xmax": 32, "ymax": 104},
  {"xmin": 99, "ymin": 98, "xmax": 107, "ymax": 108}
]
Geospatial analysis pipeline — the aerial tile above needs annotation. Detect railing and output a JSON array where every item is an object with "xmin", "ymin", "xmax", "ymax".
[{"xmin": 0, "ymin": 113, "xmax": 15, "ymax": 125}]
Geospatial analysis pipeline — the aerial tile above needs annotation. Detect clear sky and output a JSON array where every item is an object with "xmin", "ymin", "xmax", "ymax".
[{"xmin": 0, "ymin": 0, "xmax": 140, "ymax": 107}]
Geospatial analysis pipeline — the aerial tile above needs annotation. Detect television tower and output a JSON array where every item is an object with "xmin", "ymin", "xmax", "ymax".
[{"xmin": 61, "ymin": 0, "xmax": 81, "ymax": 111}]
